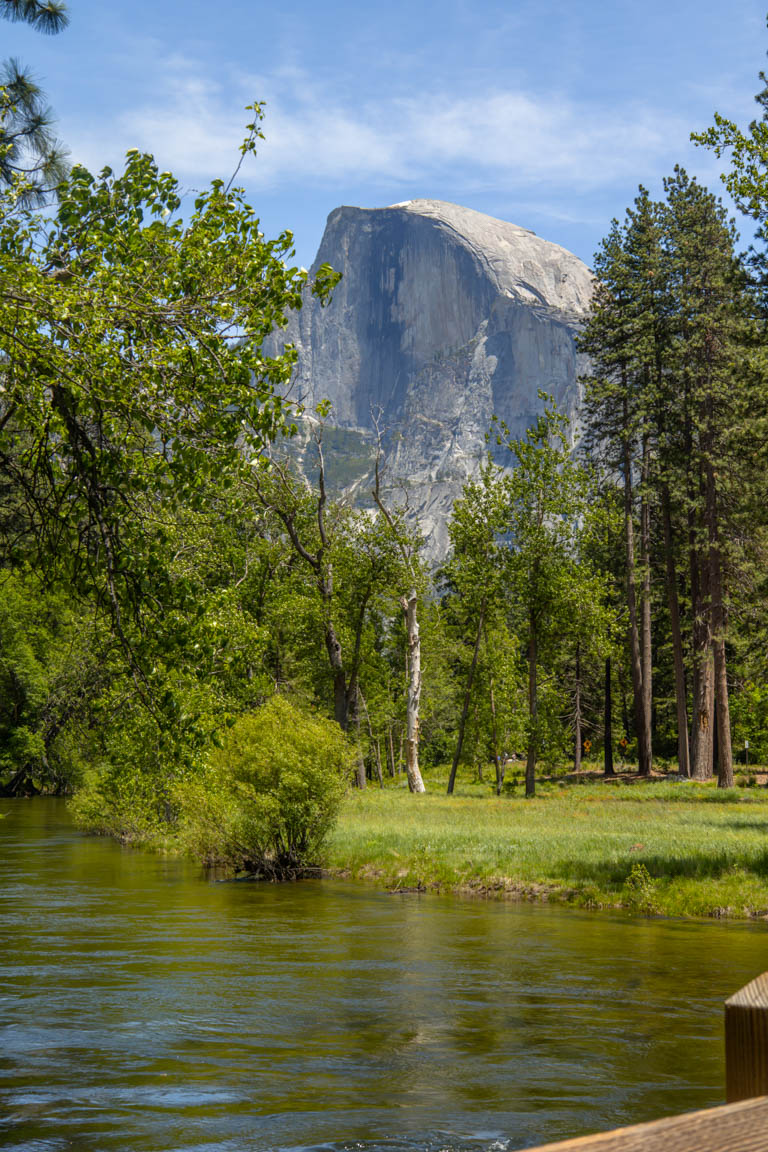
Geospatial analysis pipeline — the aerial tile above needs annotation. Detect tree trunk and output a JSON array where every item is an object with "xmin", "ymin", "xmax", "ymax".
[
  {"xmin": 525, "ymin": 608, "xmax": 537, "ymax": 799},
  {"xmin": 387, "ymin": 727, "xmax": 396, "ymax": 777},
  {"xmin": 690, "ymin": 646, "xmax": 714, "ymax": 780},
  {"xmin": 640, "ymin": 435, "xmax": 653, "ymax": 769},
  {"xmin": 0, "ymin": 765, "xmax": 40, "ymax": 797},
  {"xmin": 355, "ymin": 750, "xmax": 367, "ymax": 789},
  {"xmin": 447, "ymin": 600, "xmax": 486, "ymax": 795},
  {"xmin": 490, "ymin": 678, "xmax": 504, "ymax": 795},
  {"xmin": 706, "ymin": 456, "xmax": 733, "ymax": 788},
  {"xmin": 623, "ymin": 429, "xmax": 652, "ymax": 776},
  {"xmin": 349, "ymin": 690, "xmax": 366, "ymax": 789},
  {"xmin": 689, "ymin": 505, "xmax": 714, "ymax": 781},
  {"xmin": 619, "ymin": 661, "xmax": 631, "ymax": 747},
  {"xmin": 324, "ymin": 619, "xmax": 349, "ymax": 731},
  {"xmin": 483, "ymin": 622, "xmax": 504, "ymax": 795},
  {"xmin": 402, "ymin": 590, "xmax": 426, "ymax": 794},
  {"xmin": 359, "ymin": 689, "xmax": 384, "ymax": 789},
  {"xmin": 604, "ymin": 655, "xmax": 615, "ymax": 777},
  {"xmin": 661, "ymin": 483, "xmax": 690, "ymax": 777},
  {"xmin": 573, "ymin": 641, "xmax": 582, "ymax": 773}
]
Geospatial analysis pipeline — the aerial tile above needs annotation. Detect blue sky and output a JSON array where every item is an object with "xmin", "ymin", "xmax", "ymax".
[{"xmin": 5, "ymin": 0, "xmax": 768, "ymax": 269}]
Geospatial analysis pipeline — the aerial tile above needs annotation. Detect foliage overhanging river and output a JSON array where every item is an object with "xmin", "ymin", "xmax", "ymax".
[{"xmin": 2, "ymin": 800, "xmax": 767, "ymax": 1152}]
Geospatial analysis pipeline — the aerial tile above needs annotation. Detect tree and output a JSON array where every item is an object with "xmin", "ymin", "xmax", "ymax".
[
  {"xmin": 662, "ymin": 168, "xmax": 750, "ymax": 788},
  {"xmin": 444, "ymin": 457, "xmax": 511, "ymax": 795},
  {"xmin": 582, "ymin": 169, "xmax": 753, "ymax": 787},
  {"xmin": 0, "ymin": 118, "xmax": 338, "ymax": 698},
  {"xmin": 496, "ymin": 400, "xmax": 611, "ymax": 797},
  {"xmin": 372, "ymin": 422, "xmax": 427, "ymax": 793},
  {"xmin": 445, "ymin": 401, "xmax": 613, "ymax": 798},
  {"xmin": 0, "ymin": 566, "xmax": 111, "ymax": 795},
  {"xmin": 1, "ymin": 1, "xmax": 69, "ymax": 200},
  {"xmin": 1, "ymin": 1, "xmax": 68, "ymax": 32},
  {"xmin": 579, "ymin": 199, "xmax": 661, "ymax": 777},
  {"xmin": 250, "ymin": 416, "xmax": 423, "ymax": 789}
]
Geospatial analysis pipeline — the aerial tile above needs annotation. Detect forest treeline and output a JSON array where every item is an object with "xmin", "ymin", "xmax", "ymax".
[{"xmin": 5, "ymin": 5, "xmax": 768, "ymax": 866}]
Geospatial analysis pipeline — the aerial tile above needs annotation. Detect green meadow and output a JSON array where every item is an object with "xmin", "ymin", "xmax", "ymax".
[{"xmin": 326, "ymin": 770, "xmax": 768, "ymax": 920}]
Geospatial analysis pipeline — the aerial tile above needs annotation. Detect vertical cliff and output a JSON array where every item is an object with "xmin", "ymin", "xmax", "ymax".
[{"xmin": 271, "ymin": 199, "xmax": 593, "ymax": 559}]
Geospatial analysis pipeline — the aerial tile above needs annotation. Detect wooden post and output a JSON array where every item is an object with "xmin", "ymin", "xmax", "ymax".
[{"xmin": 725, "ymin": 971, "xmax": 768, "ymax": 1102}]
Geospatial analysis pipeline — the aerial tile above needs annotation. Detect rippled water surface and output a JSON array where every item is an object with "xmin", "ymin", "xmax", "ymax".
[{"xmin": 2, "ymin": 799, "xmax": 768, "ymax": 1152}]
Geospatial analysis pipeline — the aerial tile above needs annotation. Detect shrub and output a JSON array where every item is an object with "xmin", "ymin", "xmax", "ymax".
[
  {"xmin": 622, "ymin": 862, "xmax": 659, "ymax": 915},
  {"xmin": 178, "ymin": 697, "xmax": 354, "ymax": 877}
]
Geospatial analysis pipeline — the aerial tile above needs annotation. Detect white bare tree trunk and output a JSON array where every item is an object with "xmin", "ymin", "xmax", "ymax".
[{"xmin": 402, "ymin": 590, "xmax": 426, "ymax": 794}]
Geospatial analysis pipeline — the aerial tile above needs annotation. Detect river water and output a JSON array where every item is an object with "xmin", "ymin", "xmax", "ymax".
[{"xmin": 2, "ymin": 799, "xmax": 767, "ymax": 1152}]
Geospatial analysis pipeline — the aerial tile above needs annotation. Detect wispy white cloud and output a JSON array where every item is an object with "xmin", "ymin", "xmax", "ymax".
[{"xmin": 66, "ymin": 53, "xmax": 701, "ymax": 197}]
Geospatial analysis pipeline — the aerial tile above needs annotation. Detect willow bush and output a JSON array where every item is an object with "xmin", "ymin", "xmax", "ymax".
[{"xmin": 177, "ymin": 696, "xmax": 354, "ymax": 878}]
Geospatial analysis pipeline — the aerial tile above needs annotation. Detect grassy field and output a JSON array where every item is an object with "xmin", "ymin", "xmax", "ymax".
[{"xmin": 325, "ymin": 767, "xmax": 768, "ymax": 919}]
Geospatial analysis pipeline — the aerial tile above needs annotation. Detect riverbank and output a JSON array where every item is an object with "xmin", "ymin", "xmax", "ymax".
[
  {"xmin": 326, "ymin": 772, "xmax": 768, "ymax": 919},
  {"xmin": 5, "ymin": 795, "xmax": 759, "ymax": 1150}
]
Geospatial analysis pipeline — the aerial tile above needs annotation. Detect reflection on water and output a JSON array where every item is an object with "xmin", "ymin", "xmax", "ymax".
[{"xmin": 1, "ymin": 799, "xmax": 766, "ymax": 1152}]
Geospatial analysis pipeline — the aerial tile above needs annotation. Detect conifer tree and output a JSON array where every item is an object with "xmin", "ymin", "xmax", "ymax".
[
  {"xmin": 583, "ymin": 171, "xmax": 750, "ymax": 787},
  {"xmin": 662, "ymin": 168, "xmax": 746, "ymax": 787},
  {"xmin": 0, "ymin": 1, "xmax": 69, "ymax": 200},
  {"xmin": 580, "ymin": 210, "xmax": 653, "ymax": 776}
]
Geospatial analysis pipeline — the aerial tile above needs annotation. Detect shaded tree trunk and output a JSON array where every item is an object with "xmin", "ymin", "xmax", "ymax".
[
  {"xmin": 324, "ymin": 619, "xmax": 349, "ymax": 731},
  {"xmin": 359, "ymin": 690, "xmax": 384, "ymax": 788},
  {"xmin": 706, "ymin": 455, "xmax": 733, "ymax": 788},
  {"xmin": 690, "ymin": 644, "xmax": 714, "ymax": 780},
  {"xmin": 619, "ymin": 660, "xmax": 631, "ymax": 747},
  {"xmin": 483, "ymin": 622, "xmax": 504, "ymax": 795},
  {"xmin": 0, "ymin": 765, "xmax": 40, "ymax": 797},
  {"xmin": 689, "ymin": 503, "xmax": 714, "ymax": 781},
  {"xmin": 640, "ymin": 435, "xmax": 653, "ymax": 769},
  {"xmin": 573, "ymin": 641, "xmax": 582, "ymax": 773},
  {"xmin": 447, "ymin": 600, "xmax": 486, "ymax": 795},
  {"xmin": 355, "ymin": 750, "xmax": 367, "ymax": 789},
  {"xmin": 526, "ymin": 608, "xmax": 537, "ymax": 799},
  {"xmin": 623, "ymin": 426, "xmax": 652, "ymax": 776},
  {"xmin": 348, "ymin": 688, "xmax": 366, "ymax": 789},
  {"xmin": 490, "ymin": 677, "xmax": 504, "ymax": 795},
  {"xmin": 604, "ymin": 655, "xmax": 615, "ymax": 777},
  {"xmin": 661, "ymin": 484, "xmax": 690, "ymax": 777}
]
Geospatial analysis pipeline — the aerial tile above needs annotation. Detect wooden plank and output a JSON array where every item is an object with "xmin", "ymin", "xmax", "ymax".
[
  {"xmin": 522, "ymin": 1096, "xmax": 768, "ymax": 1152},
  {"xmin": 726, "ymin": 972, "xmax": 768, "ymax": 1102}
]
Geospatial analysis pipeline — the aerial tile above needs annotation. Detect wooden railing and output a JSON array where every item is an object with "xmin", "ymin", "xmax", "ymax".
[{"xmin": 523, "ymin": 972, "xmax": 768, "ymax": 1151}]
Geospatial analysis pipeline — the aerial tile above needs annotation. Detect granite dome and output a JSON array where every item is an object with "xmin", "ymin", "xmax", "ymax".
[{"xmin": 269, "ymin": 199, "xmax": 593, "ymax": 559}]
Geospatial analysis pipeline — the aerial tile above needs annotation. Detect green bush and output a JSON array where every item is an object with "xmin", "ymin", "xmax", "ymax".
[
  {"xmin": 68, "ymin": 704, "xmax": 190, "ymax": 842},
  {"xmin": 177, "ymin": 697, "xmax": 354, "ymax": 877},
  {"xmin": 622, "ymin": 862, "xmax": 659, "ymax": 915}
]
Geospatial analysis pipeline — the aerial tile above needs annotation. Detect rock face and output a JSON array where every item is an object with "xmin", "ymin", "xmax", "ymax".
[{"xmin": 272, "ymin": 199, "xmax": 593, "ymax": 560}]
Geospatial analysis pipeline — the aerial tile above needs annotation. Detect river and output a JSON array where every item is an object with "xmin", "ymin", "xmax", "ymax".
[{"xmin": 1, "ymin": 798, "xmax": 767, "ymax": 1152}]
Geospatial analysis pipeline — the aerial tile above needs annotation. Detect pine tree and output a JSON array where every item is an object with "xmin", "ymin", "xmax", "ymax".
[
  {"xmin": 583, "ymin": 171, "xmax": 752, "ymax": 787},
  {"xmin": 662, "ymin": 168, "xmax": 747, "ymax": 788},
  {"xmin": 0, "ymin": 0, "xmax": 69, "ymax": 201},
  {"xmin": 580, "ymin": 207, "xmax": 654, "ymax": 776}
]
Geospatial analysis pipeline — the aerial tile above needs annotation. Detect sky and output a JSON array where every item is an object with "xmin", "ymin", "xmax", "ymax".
[{"xmin": 4, "ymin": 0, "xmax": 768, "ymax": 270}]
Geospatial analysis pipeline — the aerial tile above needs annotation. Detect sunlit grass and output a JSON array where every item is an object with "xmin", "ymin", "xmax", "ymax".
[{"xmin": 325, "ymin": 766, "xmax": 768, "ymax": 919}]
